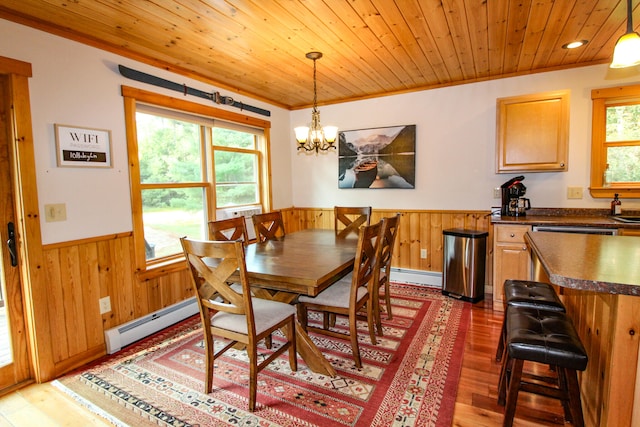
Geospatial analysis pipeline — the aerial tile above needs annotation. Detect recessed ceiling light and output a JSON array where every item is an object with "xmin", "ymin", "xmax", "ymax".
[{"xmin": 562, "ymin": 40, "xmax": 589, "ymax": 49}]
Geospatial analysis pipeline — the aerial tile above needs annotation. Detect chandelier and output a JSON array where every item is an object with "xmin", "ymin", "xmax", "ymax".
[
  {"xmin": 611, "ymin": 0, "xmax": 640, "ymax": 68},
  {"xmin": 294, "ymin": 52, "xmax": 338, "ymax": 152}
]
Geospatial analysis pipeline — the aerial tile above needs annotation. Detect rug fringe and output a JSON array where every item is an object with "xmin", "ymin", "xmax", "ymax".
[{"xmin": 52, "ymin": 380, "xmax": 129, "ymax": 427}]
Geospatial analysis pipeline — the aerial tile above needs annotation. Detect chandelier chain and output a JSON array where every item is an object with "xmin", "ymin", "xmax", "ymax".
[{"xmin": 312, "ymin": 57, "xmax": 318, "ymax": 112}]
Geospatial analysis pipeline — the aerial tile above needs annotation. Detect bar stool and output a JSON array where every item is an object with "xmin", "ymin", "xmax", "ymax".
[
  {"xmin": 495, "ymin": 279, "xmax": 566, "ymax": 362},
  {"xmin": 498, "ymin": 305, "xmax": 588, "ymax": 427}
]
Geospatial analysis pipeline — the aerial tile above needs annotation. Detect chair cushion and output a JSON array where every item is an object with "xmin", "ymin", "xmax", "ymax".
[
  {"xmin": 211, "ymin": 298, "xmax": 295, "ymax": 336},
  {"xmin": 298, "ymin": 280, "xmax": 368, "ymax": 308},
  {"xmin": 506, "ymin": 305, "xmax": 588, "ymax": 371},
  {"xmin": 504, "ymin": 280, "xmax": 565, "ymax": 312}
]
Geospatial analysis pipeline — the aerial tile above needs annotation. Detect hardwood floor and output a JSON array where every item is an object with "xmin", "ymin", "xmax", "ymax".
[
  {"xmin": 452, "ymin": 297, "xmax": 566, "ymax": 426},
  {"xmin": 0, "ymin": 294, "xmax": 567, "ymax": 426}
]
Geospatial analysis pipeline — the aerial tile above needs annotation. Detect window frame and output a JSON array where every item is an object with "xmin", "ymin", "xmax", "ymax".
[
  {"xmin": 590, "ymin": 84, "xmax": 640, "ymax": 198},
  {"xmin": 122, "ymin": 86, "xmax": 272, "ymax": 277}
]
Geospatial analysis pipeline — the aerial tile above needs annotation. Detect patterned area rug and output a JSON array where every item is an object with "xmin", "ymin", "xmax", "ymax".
[{"xmin": 54, "ymin": 283, "xmax": 470, "ymax": 426}]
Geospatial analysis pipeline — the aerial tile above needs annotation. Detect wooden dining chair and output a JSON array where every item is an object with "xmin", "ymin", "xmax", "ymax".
[
  {"xmin": 180, "ymin": 237, "xmax": 297, "ymax": 412},
  {"xmin": 334, "ymin": 206, "xmax": 372, "ymax": 238},
  {"xmin": 372, "ymin": 213, "xmax": 401, "ymax": 335},
  {"xmin": 252, "ymin": 211, "xmax": 285, "ymax": 242},
  {"xmin": 207, "ymin": 216, "xmax": 273, "ymax": 347},
  {"xmin": 297, "ymin": 220, "xmax": 382, "ymax": 368},
  {"xmin": 208, "ymin": 216, "xmax": 249, "ymax": 244}
]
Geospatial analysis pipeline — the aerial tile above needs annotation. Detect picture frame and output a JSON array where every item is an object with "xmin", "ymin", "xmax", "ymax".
[
  {"xmin": 55, "ymin": 124, "xmax": 112, "ymax": 168},
  {"xmin": 338, "ymin": 124, "xmax": 416, "ymax": 189}
]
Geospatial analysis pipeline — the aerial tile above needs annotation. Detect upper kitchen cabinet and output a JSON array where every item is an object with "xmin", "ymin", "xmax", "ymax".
[{"xmin": 496, "ymin": 91, "xmax": 569, "ymax": 173}]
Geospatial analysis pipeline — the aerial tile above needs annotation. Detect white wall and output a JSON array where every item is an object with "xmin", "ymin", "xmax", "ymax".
[
  {"xmin": 291, "ymin": 64, "xmax": 640, "ymax": 211},
  {"xmin": 0, "ymin": 19, "xmax": 293, "ymax": 244}
]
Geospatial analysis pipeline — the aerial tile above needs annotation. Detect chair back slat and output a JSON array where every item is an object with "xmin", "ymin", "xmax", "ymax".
[
  {"xmin": 335, "ymin": 206, "xmax": 372, "ymax": 238},
  {"xmin": 351, "ymin": 220, "xmax": 383, "ymax": 299},
  {"xmin": 181, "ymin": 238, "xmax": 251, "ymax": 317},
  {"xmin": 252, "ymin": 211, "xmax": 285, "ymax": 242},
  {"xmin": 208, "ymin": 217, "xmax": 249, "ymax": 245},
  {"xmin": 379, "ymin": 213, "xmax": 401, "ymax": 272}
]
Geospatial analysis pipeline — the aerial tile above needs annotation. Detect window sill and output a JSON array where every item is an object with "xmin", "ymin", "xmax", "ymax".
[
  {"xmin": 136, "ymin": 257, "xmax": 187, "ymax": 281},
  {"xmin": 589, "ymin": 187, "xmax": 640, "ymax": 198}
]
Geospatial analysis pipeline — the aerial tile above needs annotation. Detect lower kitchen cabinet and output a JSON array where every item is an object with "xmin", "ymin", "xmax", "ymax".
[
  {"xmin": 619, "ymin": 228, "xmax": 640, "ymax": 236},
  {"xmin": 492, "ymin": 224, "xmax": 532, "ymax": 310}
]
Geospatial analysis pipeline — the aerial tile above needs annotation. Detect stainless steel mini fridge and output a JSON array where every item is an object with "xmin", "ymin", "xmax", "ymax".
[{"xmin": 442, "ymin": 229, "xmax": 488, "ymax": 303}]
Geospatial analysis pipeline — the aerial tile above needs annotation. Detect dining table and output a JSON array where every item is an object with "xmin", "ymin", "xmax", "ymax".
[{"xmin": 239, "ymin": 228, "xmax": 359, "ymax": 377}]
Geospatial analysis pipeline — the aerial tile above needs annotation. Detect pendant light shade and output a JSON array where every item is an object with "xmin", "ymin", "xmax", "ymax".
[
  {"xmin": 611, "ymin": 0, "xmax": 640, "ymax": 68},
  {"xmin": 294, "ymin": 52, "xmax": 338, "ymax": 153}
]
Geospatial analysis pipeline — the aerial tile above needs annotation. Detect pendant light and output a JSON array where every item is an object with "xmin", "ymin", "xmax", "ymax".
[
  {"xmin": 611, "ymin": 0, "xmax": 640, "ymax": 68},
  {"xmin": 294, "ymin": 52, "xmax": 338, "ymax": 153}
]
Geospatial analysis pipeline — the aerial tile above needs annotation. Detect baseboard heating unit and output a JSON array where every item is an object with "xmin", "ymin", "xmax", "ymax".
[
  {"xmin": 391, "ymin": 268, "xmax": 442, "ymax": 288},
  {"xmin": 104, "ymin": 297, "xmax": 198, "ymax": 354}
]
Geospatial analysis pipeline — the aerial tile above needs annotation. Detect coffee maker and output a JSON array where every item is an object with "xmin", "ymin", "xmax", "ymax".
[{"xmin": 500, "ymin": 175, "xmax": 530, "ymax": 217}]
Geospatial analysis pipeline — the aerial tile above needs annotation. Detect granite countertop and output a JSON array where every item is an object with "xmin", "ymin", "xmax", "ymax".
[
  {"xmin": 525, "ymin": 231, "xmax": 640, "ymax": 295},
  {"xmin": 491, "ymin": 208, "xmax": 640, "ymax": 228}
]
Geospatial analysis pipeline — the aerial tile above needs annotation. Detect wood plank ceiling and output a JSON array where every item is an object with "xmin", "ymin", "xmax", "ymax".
[{"xmin": 0, "ymin": 1, "xmax": 635, "ymax": 110}]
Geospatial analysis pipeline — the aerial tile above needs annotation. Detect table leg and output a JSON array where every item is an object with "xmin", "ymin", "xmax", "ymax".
[
  {"xmin": 295, "ymin": 320, "xmax": 337, "ymax": 377},
  {"xmin": 252, "ymin": 288, "xmax": 336, "ymax": 377}
]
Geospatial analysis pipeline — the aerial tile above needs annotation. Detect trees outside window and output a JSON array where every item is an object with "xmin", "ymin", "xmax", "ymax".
[
  {"xmin": 123, "ymin": 87, "xmax": 271, "ymax": 272},
  {"xmin": 590, "ymin": 85, "xmax": 640, "ymax": 198}
]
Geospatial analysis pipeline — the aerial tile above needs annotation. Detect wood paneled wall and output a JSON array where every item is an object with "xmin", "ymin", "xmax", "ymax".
[
  {"xmin": 283, "ymin": 207, "xmax": 493, "ymax": 274},
  {"xmin": 37, "ymin": 207, "xmax": 492, "ymax": 380}
]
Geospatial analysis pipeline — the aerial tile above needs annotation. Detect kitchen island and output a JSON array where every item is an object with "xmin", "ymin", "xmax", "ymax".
[{"xmin": 526, "ymin": 231, "xmax": 640, "ymax": 427}]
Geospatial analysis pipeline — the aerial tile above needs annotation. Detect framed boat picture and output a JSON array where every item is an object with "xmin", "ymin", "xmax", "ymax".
[{"xmin": 338, "ymin": 124, "xmax": 415, "ymax": 189}]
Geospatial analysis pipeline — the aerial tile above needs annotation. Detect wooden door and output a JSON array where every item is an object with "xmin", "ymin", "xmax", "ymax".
[{"xmin": 0, "ymin": 74, "xmax": 31, "ymax": 393}]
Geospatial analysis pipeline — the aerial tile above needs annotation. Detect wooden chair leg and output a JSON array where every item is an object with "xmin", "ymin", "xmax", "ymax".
[
  {"xmin": 367, "ymin": 302, "xmax": 377, "ymax": 345},
  {"xmin": 289, "ymin": 321, "xmax": 298, "ymax": 371},
  {"xmin": 373, "ymin": 289, "xmax": 383, "ymax": 336},
  {"xmin": 265, "ymin": 335, "xmax": 272, "ymax": 349},
  {"xmin": 297, "ymin": 304, "xmax": 308, "ymax": 331},
  {"xmin": 248, "ymin": 343, "xmax": 258, "ymax": 412},
  {"xmin": 350, "ymin": 311, "xmax": 362, "ymax": 368},
  {"xmin": 384, "ymin": 279, "xmax": 393, "ymax": 320},
  {"xmin": 502, "ymin": 359, "xmax": 524, "ymax": 427}
]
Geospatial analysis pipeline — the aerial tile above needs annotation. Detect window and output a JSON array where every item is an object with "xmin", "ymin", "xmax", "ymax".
[
  {"xmin": 590, "ymin": 84, "xmax": 640, "ymax": 198},
  {"xmin": 123, "ymin": 87, "xmax": 271, "ymax": 273}
]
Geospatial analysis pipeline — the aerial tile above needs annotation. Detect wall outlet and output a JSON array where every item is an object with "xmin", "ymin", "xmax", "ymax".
[
  {"xmin": 99, "ymin": 296, "xmax": 111, "ymax": 314},
  {"xmin": 493, "ymin": 187, "xmax": 501, "ymax": 199},
  {"xmin": 420, "ymin": 248, "xmax": 427, "ymax": 259},
  {"xmin": 44, "ymin": 203, "xmax": 67, "ymax": 222},
  {"xmin": 567, "ymin": 186, "xmax": 583, "ymax": 199}
]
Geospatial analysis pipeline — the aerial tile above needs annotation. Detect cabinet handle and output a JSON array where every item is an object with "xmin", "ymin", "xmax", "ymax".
[
  {"xmin": 510, "ymin": 233, "xmax": 515, "ymax": 237},
  {"xmin": 522, "ymin": 246, "xmax": 527, "ymax": 251},
  {"xmin": 560, "ymin": 162, "xmax": 565, "ymax": 167}
]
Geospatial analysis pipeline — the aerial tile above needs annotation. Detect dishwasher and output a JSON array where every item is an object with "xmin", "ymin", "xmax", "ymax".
[{"xmin": 532, "ymin": 225, "xmax": 618, "ymax": 235}]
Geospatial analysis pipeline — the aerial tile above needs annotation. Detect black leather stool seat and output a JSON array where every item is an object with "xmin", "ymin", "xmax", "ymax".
[
  {"xmin": 496, "ymin": 280, "xmax": 566, "ymax": 361},
  {"xmin": 506, "ymin": 306, "xmax": 587, "ymax": 370},
  {"xmin": 498, "ymin": 305, "xmax": 588, "ymax": 427},
  {"xmin": 503, "ymin": 280, "xmax": 565, "ymax": 311}
]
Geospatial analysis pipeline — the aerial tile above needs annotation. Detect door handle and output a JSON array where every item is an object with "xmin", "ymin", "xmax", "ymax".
[{"xmin": 7, "ymin": 222, "xmax": 17, "ymax": 267}]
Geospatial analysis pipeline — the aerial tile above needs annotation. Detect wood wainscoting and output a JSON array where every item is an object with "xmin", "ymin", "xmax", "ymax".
[{"xmin": 33, "ymin": 208, "xmax": 491, "ymax": 382}]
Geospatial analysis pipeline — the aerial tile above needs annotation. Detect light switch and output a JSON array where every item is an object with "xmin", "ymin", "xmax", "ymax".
[
  {"xmin": 567, "ymin": 187, "xmax": 583, "ymax": 199},
  {"xmin": 44, "ymin": 203, "xmax": 67, "ymax": 222}
]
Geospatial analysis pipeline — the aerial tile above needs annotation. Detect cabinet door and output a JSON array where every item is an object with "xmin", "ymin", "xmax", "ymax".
[
  {"xmin": 496, "ymin": 91, "xmax": 569, "ymax": 173},
  {"xmin": 493, "ymin": 243, "xmax": 531, "ymax": 310},
  {"xmin": 618, "ymin": 228, "xmax": 640, "ymax": 236}
]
